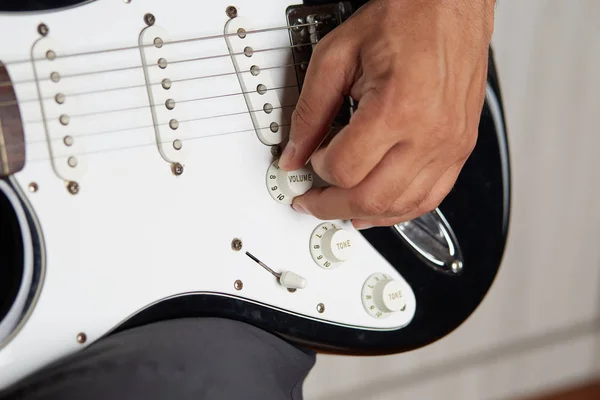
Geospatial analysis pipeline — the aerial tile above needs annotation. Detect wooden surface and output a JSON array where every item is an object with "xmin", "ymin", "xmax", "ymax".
[{"xmin": 523, "ymin": 380, "xmax": 600, "ymax": 400}]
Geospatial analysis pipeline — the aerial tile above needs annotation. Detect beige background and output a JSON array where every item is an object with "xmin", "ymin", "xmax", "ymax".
[{"xmin": 304, "ymin": 1, "xmax": 600, "ymax": 399}]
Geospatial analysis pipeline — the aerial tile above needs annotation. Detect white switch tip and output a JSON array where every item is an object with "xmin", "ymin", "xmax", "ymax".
[{"xmin": 279, "ymin": 271, "xmax": 307, "ymax": 289}]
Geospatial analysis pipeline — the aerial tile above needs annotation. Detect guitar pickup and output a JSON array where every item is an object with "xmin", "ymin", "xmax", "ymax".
[{"xmin": 224, "ymin": 17, "xmax": 297, "ymax": 146}]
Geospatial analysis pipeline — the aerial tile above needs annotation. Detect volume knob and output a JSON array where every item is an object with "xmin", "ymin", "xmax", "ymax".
[
  {"xmin": 266, "ymin": 160, "xmax": 313, "ymax": 205},
  {"xmin": 361, "ymin": 273, "xmax": 407, "ymax": 319}
]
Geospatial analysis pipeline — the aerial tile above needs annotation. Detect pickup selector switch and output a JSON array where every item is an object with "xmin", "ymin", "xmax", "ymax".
[
  {"xmin": 310, "ymin": 223, "xmax": 355, "ymax": 269},
  {"xmin": 266, "ymin": 160, "xmax": 313, "ymax": 205},
  {"xmin": 361, "ymin": 273, "xmax": 407, "ymax": 319}
]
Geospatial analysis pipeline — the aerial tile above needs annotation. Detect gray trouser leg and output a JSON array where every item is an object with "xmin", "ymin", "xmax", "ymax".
[{"xmin": 0, "ymin": 318, "xmax": 316, "ymax": 400}]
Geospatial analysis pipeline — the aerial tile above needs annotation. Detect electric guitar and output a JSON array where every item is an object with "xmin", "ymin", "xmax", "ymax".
[{"xmin": 0, "ymin": 0, "xmax": 511, "ymax": 390}]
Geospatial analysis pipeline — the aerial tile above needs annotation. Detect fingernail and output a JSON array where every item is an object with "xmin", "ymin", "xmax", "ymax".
[
  {"xmin": 292, "ymin": 202, "xmax": 308, "ymax": 214},
  {"xmin": 354, "ymin": 222, "xmax": 373, "ymax": 231},
  {"xmin": 279, "ymin": 140, "xmax": 296, "ymax": 170}
]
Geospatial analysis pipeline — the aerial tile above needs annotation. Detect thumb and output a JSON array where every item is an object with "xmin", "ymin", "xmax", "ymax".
[{"xmin": 278, "ymin": 36, "xmax": 357, "ymax": 171}]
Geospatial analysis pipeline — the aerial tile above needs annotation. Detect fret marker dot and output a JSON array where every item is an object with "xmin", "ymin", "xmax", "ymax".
[
  {"xmin": 169, "ymin": 119, "xmax": 179, "ymax": 130},
  {"xmin": 257, "ymin": 84, "xmax": 267, "ymax": 95}
]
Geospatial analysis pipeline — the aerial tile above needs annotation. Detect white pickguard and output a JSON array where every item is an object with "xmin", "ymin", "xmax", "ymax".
[{"xmin": 0, "ymin": 0, "xmax": 416, "ymax": 389}]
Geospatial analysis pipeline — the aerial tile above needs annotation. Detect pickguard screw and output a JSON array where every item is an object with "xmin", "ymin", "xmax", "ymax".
[
  {"xmin": 76, "ymin": 332, "xmax": 87, "ymax": 344},
  {"xmin": 231, "ymin": 238, "xmax": 243, "ymax": 251},
  {"xmin": 37, "ymin": 23, "xmax": 49, "ymax": 36},
  {"xmin": 234, "ymin": 280, "xmax": 243, "ymax": 290},
  {"xmin": 171, "ymin": 162, "xmax": 184, "ymax": 176},
  {"xmin": 287, "ymin": 288, "xmax": 297, "ymax": 293},
  {"xmin": 226, "ymin": 6, "xmax": 237, "ymax": 19},
  {"xmin": 46, "ymin": 50, "xmax": 56, "ymax": 60},
  {"xmin": 317, "ymin": 303, "xmax": 325, "ymax": 313},
  {"xmin": 67, "ymin": 181, "xmax": 79, "ymax": 195},
  {"xmin": 28, "ymin": 182, "xmax": 38, "ymax": 193},
  {"xmin": 271, "ymin": 145, "xmax": 282, "ymax": 157},
  {"xmin": 144, "ymin": 13, "xmax": 155, "ymax": 26}
]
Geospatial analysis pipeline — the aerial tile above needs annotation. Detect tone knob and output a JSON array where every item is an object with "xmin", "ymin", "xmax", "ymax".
[
  {"xmin": 266, "ymin": 160, "xmax": 313, "ymax": 205},
  {"xmin": 361, "ymin": 273, "xmax": 407, "ymax": 319},
  {"xmin": 309, "ymin": 223, "xmax": 355, "ymax": 269}
]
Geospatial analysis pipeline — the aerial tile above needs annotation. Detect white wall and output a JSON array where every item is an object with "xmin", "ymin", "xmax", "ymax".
[{"xmin": 304, "ymin": 1, "xmax": 600, "ymax": 399}]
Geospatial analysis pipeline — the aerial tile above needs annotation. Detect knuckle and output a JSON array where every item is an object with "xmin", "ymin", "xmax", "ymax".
[
  {"xmin": 353, "ymin": 193, "xmax": 391, "ymax": 216},
  {"xmin": 456, "ymin": 126, "xmax": 478, "ymax": 160},
  {"xmin": 309, "ymin": 208, "xmax": 328, "ymax": 220},
  {"xmin": 416, "ymin": 196, "xmax": 441, "ymax": 216},
  {"xmin": 291, "ymin": 96, "xmax": 316, "ymax": 133},
  {"xmin": 327, "ymin": 160, "xmax": 359, "ymax": 189},
  {"xmin": 391, "ymin": 189, "xmax": 430, "ymax": 217}
]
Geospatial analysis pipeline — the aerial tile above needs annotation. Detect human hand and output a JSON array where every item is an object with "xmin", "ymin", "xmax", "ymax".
[{"xmin": 278, "ymin": 0, "xmax": 496, "ymax": 229}]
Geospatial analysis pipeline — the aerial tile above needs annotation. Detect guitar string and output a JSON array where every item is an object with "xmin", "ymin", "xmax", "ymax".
[
  {"xmin": 1, "ymin": 82, "xmax": 301, "ymax": 153},
  {"xmin": 0, "ymin": 22, "xmax": 319, "ymax": 67},
  {"xmin": 0, "ymin": 24, "xmax": 320, "ymax": 160},
  {"xmin": 18, "ymin": 62, "xmax": 304, "ymax": 125},
  {"xmin": 24, "ymin": 123, "xmax": 292, "ymax": 164},
  {"xmin": 25, "ymin": 102, "xmax": 298, "ymax": 146},
  {"xmin": 0, "ymin": 41, "xmax": 316, "ymax": 89},
  {"xmin": 3, "ymin": 76, "xmax": 298, "ymax": 142},
  {"xmin": 0, "ymin": 40, "xmax": 316, "ymax": 108}
]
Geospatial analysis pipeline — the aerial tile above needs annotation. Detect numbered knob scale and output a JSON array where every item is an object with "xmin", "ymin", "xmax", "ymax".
[
  {"xmin": 361, "ymin": 273, "xmax": 407, "ymax": 319},
  {"xmin": 266, "ymin": 160, "xmax": 313, "ymax": 205},
  {"xmin": 309, "ymin": 223, "xmax": 355, "ymax": 269}
]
